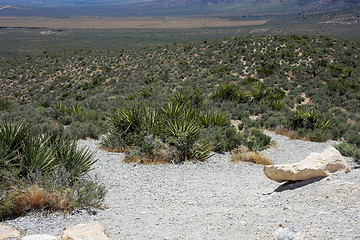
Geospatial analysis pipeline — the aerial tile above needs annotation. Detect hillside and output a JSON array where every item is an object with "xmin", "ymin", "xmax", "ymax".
[
  {"xmin": 0, "ymin": 25, "xmax": 359, "ymax": 235},
  {"xmin": 0, "ymin": 33, "xmax": 359, "ymax": 152}
]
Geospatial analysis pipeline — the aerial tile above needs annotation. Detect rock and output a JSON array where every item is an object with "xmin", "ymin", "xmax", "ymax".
[
  {"xmin": 273, "ymin": 227, "xmax": 305, "ymax": 240},
  {"xmin": 0, "ymin": 224, "xmax": 21, "ymax": 239},
  {"xmin": 22, "ymin": 234, "xmax": 59, "ymax": 240},
  {"xmin": 264, "ymin": 146, "xmax": 351, "ymax": 183},
  {"xmin": 62, "ymin": 222, "xmax": 109, "ymax": 240}
]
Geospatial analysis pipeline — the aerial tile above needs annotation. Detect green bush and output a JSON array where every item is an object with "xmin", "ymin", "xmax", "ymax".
[
  {"xmin": 0, "ymin": 99, "xmax": 11, "ymax": 111},
  {"xmin": 164, "ymin": 119, "xmax": 213, "ymax": 162},
  {"xmin": 203, "ymin": 126, "xmax": 244, "ymax": 152},
  {"xmin": 288, "ymin": 109, "xmax": 332, "ymax": 131},
  {"xmin": 0, "ymin": 121, "xmax": 104, "ymax": 219},
  {"xmin": 335, "ymin": 142, "xmax": 360, "ymax": 164},
  {"xmin": 103, "ymin": 101, "xmax": 221, "ymax": 162},
  {"xmin": 244, "ymin": 128, "xmax": 271, "ymax": 152},
  {"xmin": 212, "ymin": 84, "xmax": 249, "ymax": 103}
]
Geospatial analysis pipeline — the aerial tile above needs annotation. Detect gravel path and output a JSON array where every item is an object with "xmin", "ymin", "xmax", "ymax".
[{"xmin": 3, "ymin": 131, "xmax": 360, "ymax": 239}]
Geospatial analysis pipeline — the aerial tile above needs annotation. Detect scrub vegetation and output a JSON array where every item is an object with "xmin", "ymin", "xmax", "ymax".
[{"xmin": 0, "ymin": 31, "xmax": 359, "ymax": 218}]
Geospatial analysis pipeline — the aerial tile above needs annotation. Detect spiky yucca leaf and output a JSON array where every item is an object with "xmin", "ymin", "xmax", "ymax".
[
  {"xmin": 271, "ymin": 100, "xmax": 284, "ymax": 111},
  {"xmin": 172, "ymin": 93, "xmax": 190, "ymax": 106},
  {"xmin": 67, "ymin": 104, "xmax": 83, "ymax": 115},
  {"xmin": 107, "ymin": 104, "xmax": 144, "ymax": 133},
  {"xmin": 237, "ymin": 90, "xmax": 250, "ymax": 103},
  {"xmin": 164, "ymin": 119, "xmax": 213, "ymax": 162},
  {"xmin": 161, "ymin": 102, "xmax": 186, "ymax": 121},
  {"xmin": 53, "ymin": 141, "xmax": 96, "ymax": 182},
  {"xmin": 143, "ymin": 107, "xmax": 162, "ymax": 135},
  {"xmin": 198, "ymin": 111, "xmax": 229, "ymax": 127},
  {"xmin": 190, "ymin": 139, "xmax": 215, "ymax": 162},
  {"xmin": 21, "ymin": 137, "xmax": 58, "ymax": 177},
  {"xmin": 315, "ymin": 117, "xmax": 332, "ymax": 130},
  {"xmin": 0, "ymin": 121, "xmax": 32, "ymax": 154}
]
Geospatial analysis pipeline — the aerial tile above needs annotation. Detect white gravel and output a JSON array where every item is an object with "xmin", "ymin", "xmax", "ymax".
[{"xmin": 3, "ymin": 131, "xmax": 360, "ymax": 239}]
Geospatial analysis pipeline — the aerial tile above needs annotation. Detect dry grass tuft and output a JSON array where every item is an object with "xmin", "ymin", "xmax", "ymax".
[
  {"xmin": 124, "ymin": 153, "xmax": 172, "ymax": 165},
  {"xmin": 9, "ymin": 185, "xmax": 71, "ymax": 216},
  {"xmin": 231, "ymin": 146, "xmax": 273, "ymax": 165},
  {"xmin": 274, "ymin": 126, "xmax": 296, "ymax": 138},
  {"xmin": 274, "ymin": 126, "xmax": 311, "ymax": 141},
  {"xmin": 99, "ymin": 145, "xmax": 125, "ymax": 153}
]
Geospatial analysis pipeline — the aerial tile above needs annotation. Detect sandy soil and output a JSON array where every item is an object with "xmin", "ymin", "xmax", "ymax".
[
  {"xmin": 0, "ymin": 17, "xmax": 267, "ymax": 29},
  {"xmin": 3, "ymin": 131, "xmax": 359, "ymax": 239}
]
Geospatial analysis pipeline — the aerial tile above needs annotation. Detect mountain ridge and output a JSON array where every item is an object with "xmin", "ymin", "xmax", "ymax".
[{"xmin": 1, "ymin": 0, "xmax": 359, "ymax": 17}]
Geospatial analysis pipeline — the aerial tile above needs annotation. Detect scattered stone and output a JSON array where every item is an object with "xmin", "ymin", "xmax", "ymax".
[
  {"xmin": 0, "ymin": 223, "xmax": 21, "ymax": 240},
  {"xmin": 273, "ymin": 227, "xmax": 305, "ymax": 240},
  {"xmin": 62, "ymin": 222, "xmax": 109, "ymax": 240},
  {"xmin": 22, "ymin": 234, "xmax": 59, "ymax": 240},
  {"xmin": 264, "ymin": 146, "xmax": 351, "ymax": 182}
]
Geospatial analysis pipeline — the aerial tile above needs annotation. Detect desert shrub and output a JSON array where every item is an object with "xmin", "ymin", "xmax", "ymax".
[
  {"xmin": 244, "ymin": 128, "xmax": 271, "ymax": 152},
  {"xmin": 335, "ymin": 142, "xmax": 360, "ymax": 164},
  {"xmin": 308, "ymin": 129, "xmax": 331, "ymax": 142},
  {"xmin": 198, "ymin": 110, "xmax": 230, "ymax": 127},
  {"xmin": 0, "ymin": 121, "xmax": 104, "ymax": 220},
  {"xmin": 348, "ymin": 132, "xmax": 360, "ymax": 147},
  {"xmin": 103, "ymin": 101, "xmax": 221, "ymax": 162},
  {"xmin": 0, "ymin": 99, "xmax": 11, "ymax": 111},
  {"xmin": 203, "ymin": 126, "xmax": 244, "ymax": 152},
  {"xmin": 58, "ymin": 115, "xmax": 73, "ymax": 125},
  {"xmin": 257, "ymin": 60, "xmax": 279, "ymax": 77},
  {"xmin": 212, "ymin": 84, "xmax": 249, "ymax": 103},
  {"xmin": 288, "ymin": 109, "xmax": 332, "ymax": 131},
  {"xmin": 66, "ymin": 122, "xmax": 102, "ymax": 140},
  {"xmin": 164, "ymin": 119, "xmax": 213, "ymax": 162}
]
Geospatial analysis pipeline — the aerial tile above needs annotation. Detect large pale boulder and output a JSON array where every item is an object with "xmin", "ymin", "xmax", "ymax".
[
  {"xmin": 264, "ymin": 146, "xmax": 351, "ymax": 183},
  {"xmin": 62, "ymin": 222, "xmax": 110, "ymax": 240},
  {"xmin": 0, "ymin": 224, "xmax": 21, "ymax": 240}
]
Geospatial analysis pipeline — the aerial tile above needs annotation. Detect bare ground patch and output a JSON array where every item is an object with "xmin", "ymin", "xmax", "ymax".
[{"xmin": 0, "ymin": 17, "xmax": 267, "ymax": 29}]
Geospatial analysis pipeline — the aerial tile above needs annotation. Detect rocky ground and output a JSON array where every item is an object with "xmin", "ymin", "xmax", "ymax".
[{"xmin": 3, "ymin": 131, "xmax": 360, "ymax": 239}]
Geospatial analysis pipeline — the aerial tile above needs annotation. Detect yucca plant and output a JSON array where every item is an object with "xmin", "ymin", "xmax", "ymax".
[
  {"xmin": 266, "ymin": 87, "xmax": 286, "ymax": 101},
  {"xmin": 107, "ymin": 103, "xmax": 144, "ymax": 133},
  {"xmin": 198, "ymin": 111, "xmax": 230, "ymax": 127},
  {"xmin": 212, "ymin": 83, "xmax": 239, "ymax": 101},
  {"xmin": 52, "ymin": 139, "xmax": 96, "ymax": 183},
  {"xmin": 315, "ymin": 117, "xmax": 332, "ymax": 130},
  {"xmin": 271, "ymin": 100, "xmax": 284, "ymax": 111},
  {"xmin": 302, "ymin": 109, "xmax": 320, "ymax": 130},
  {"xmin": 251, "ymin": 82, "xmax": 266, "ymax": 101},
  {"xmin": 236, "ymin": 90, "xmax": 250, "ymax": 103},
  {"xmin": 0, "ymin": 140, "xmax": 18, "ymax": 188},
  {"xmin": 288, "ymin": 110, "xmax": 306, "ymax": 129},
  {"xmin": 164, "ymin": 119, "xmax": 213, "ymax": 162},
  {"xmin": 160, "ymin": 102, "xmax": 186, "ymax": 121},
  {"xmin": 20, "ymin": 137, "xmax": 58, "ymax": 178},
  {"xmin": 143, "ymin": 107, "xmax": 162, "ymax": 135},
  {"xmin": 172, "ymin": 92, "xmax": 190, "ymax": 106},
  {"xmin": 67, "ymin": 104, "xmax": 83, "ymax": 115},
  {"xmin": 288, "ymin": 109, "xmax": 331, "ymax": 131},
  {"xmin": 52, "ymin": 102, "xmax": 68, "ymax": 114},
  {"xmin": 0, "ymin": 121, "xmax": 32, "ymax": 156}
]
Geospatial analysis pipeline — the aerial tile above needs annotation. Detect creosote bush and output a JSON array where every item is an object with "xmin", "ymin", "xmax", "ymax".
[{"xmin": 335, "ymin": 142, "xmax": 360, "ymax": 164}]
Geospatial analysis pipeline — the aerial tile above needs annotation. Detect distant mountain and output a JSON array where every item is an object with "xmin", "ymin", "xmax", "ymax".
[
  {"xmin": 157, "ymin": 0, "xmax": 360, "ymax": 9},
  {"xmin": 0, "ymin": 0, "xmax": 359, "ymax": 17}
]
